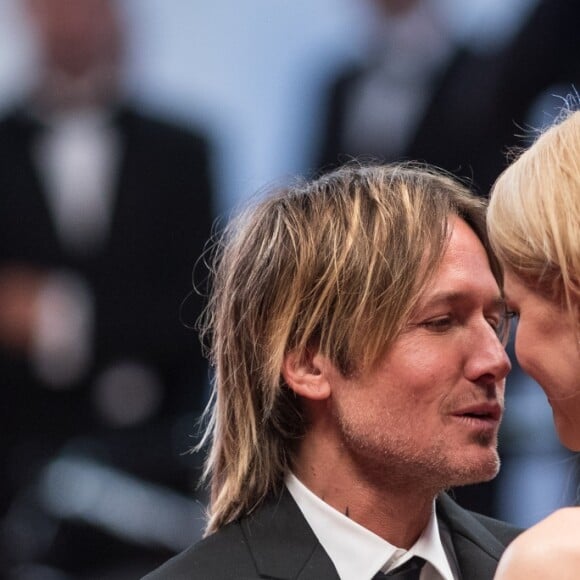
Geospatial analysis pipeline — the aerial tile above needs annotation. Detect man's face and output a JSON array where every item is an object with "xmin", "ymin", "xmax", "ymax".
[
  {"xmin": 27, "ymin": 0, "xmax": 121, "ymax": 77},
  {"xmin": 326, "ymin": 217, "xmax": 511, "ymax": 491}
]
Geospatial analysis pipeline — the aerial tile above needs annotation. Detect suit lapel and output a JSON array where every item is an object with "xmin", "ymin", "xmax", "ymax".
[
  {"xmin": 437, "ymin": 493, "xmax": 505, "ymax": 580},
  {"xmin": 2, "ymin": 111, "xmax": 64, "ymax": 258},
  {"xmin": 242, "ymin": 488, "xmax": 339, "ymax": 580}
]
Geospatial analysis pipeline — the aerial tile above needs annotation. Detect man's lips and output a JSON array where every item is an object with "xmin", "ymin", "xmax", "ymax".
[{"xmin": 451, "ymin": 402, "xmax": 502, "ymax": 422}]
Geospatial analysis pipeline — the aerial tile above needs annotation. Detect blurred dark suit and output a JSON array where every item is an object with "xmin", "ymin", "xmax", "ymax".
[
  {"xmin": 317, "ymin": 0, "xmax": 580, "ymax": 197},
  {"xmin": 317, "ymin": 46, "xmax": 501, "ymax": 195},
  {"xmin": 0, "ymin": 102, "xmax": 214, "ymax": 573}
]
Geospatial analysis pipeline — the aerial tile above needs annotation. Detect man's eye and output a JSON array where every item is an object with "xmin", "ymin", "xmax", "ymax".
[
  {"xmin": 493, "ymin": 310, "xmax": 519, "ymax": 345},
  {"xmin": 421, "ymin": 317, "xmax": 452, "ymax": 331}
]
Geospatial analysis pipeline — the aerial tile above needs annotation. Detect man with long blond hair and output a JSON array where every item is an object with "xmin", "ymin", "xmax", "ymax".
[{"xmin": 146, "ymin": 164, "xmax": 520, "ymax": 580}]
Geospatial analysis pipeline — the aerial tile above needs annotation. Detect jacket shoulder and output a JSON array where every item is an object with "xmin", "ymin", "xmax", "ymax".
[
  {"xmin": 142, "ymin": 521, "xmax": 256, "ymax": 580},
  {"xmin": 117, "ymin": 105, "xmax": 211, "ymax": 153},
  {"xmin": 468, "ymin": 510, "xmax": 523, "ymax": 545},
  {"xmin": 437, "ymin": 492, "xmax": 523, "ymax": 548}
]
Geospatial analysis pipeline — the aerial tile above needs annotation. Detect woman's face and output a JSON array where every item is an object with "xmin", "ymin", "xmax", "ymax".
[{"xmin": 504, "ymin": 270, "xmax": 580, "ymax": 450}]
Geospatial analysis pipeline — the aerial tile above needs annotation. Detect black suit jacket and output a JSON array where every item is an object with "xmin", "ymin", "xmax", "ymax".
[
  {"xmin": 0, "ymin": 102, "xmax": 214, "ymax": 511},
  {"xmin": 144, "ymin": 489, "xmax": 521, "ymax": 580}
]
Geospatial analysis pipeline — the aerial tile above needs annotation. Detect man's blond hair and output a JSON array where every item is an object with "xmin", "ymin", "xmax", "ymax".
[{"xmin": 199, "ymin": 163, "xmax": 498, "ymax": 533}]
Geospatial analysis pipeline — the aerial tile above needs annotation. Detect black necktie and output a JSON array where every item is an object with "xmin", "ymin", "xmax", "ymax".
[{"xmin": 372, "ymin": 556, "xmax": 426, "ymax": 579}]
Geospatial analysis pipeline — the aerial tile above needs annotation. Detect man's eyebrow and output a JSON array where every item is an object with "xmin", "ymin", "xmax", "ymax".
[{"xmin": 419, "ymin": 291, "xmax": 505, "ymax": 308}]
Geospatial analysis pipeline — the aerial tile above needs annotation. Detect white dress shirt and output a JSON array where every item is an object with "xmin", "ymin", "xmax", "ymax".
[
  {"xmin": 35, "ymin": 108, "xmax": 120, "ymax": 254},
  {"xmin": 286, "ymin": 472, "xmax": 458, "ymax": 580}
]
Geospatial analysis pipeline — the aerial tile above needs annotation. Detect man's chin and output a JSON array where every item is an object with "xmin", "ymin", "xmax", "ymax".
[
  {"xmin": 440, "ymin": 447, "xmax": 501, "ymax": 488},
  {"xmin": 460, "ymin": 454, "xmax": 500, "ymax": 486}
]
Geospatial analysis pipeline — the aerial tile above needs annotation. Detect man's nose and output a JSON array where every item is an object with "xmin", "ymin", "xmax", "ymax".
[{"xmin": 464, "ymin": 322, "xmax": 512, "ymax": 383}]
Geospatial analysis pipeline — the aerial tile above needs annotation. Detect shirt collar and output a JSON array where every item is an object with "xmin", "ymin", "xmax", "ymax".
[{"xmin": 285, "ymin": 472, "xmax": 455, "ymax": 580}]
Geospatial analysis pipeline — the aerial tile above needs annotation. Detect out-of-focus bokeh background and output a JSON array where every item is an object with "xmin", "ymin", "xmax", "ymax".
[{"xmin": 0, "ymin": 0, "xmax": 578, "ymax": 578}]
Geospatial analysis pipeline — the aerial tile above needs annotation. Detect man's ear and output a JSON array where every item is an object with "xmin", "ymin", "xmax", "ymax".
[{"xmin": 282, "ymin": 349, "xmax": 331, "ymax": 401}]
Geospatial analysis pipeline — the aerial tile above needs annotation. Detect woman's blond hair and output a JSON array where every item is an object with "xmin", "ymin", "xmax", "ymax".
[
  {"xmin": 199, "ymin": 163, "xmax": 498, "ymax": 533},
  {"xmin": 488, "ymin": 109, "xmax": 580, "ymax": 311}
]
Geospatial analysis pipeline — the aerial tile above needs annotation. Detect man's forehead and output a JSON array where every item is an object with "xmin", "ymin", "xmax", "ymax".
[
  {"xmin": 416, "ymin": 217, "xmax": 502, "ymax": 305},
  {"xmin": 417, "ymin": 289, "xmax": 504, "ymax": 310}
]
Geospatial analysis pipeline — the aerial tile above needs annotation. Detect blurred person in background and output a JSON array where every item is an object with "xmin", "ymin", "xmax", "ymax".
[
  {"xmin": 0, "ymin": 0, "xmax": 214, "ymax": 577},
  {"xmin": 316, "ymin": 0, "xmax": 499, "ymax": 195},
  {"xmin": 316, "ymin": 0, "xmax": 580, "ymax": 194}
]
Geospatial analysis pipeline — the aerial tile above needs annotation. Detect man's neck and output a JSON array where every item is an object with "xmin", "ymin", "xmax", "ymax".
[
  {"xmin": 32, "ymin": 65, "xmax": 119, "ymax": 113},
  {"xmin": 293, "ymin": 456, "xmax": 437, "ymax": 549}
]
